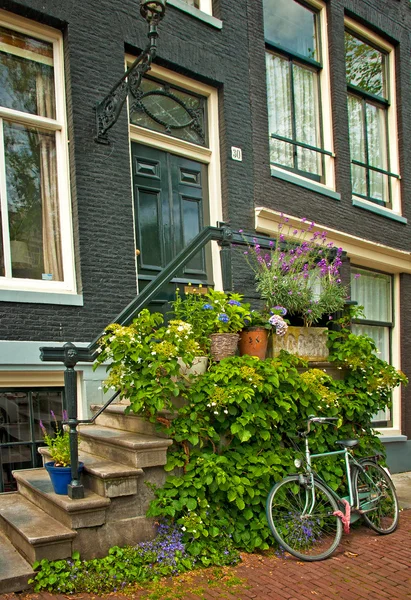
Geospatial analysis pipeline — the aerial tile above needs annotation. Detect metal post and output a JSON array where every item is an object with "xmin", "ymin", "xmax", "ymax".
[
  {"xmin": 63, "ymin": 343, "xmax": 84, "ymax": 499},
  {"xmin": 218, "ymin": 223, "xmax": 234, "ymax": 292}
]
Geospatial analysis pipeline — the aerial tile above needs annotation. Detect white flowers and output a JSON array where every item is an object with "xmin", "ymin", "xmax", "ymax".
[{"xmin": 181, "ymin": 526, "xmax": 186, "ymax": 531}]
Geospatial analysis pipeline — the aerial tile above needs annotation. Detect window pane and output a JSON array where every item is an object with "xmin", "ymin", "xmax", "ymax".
[
  {"xmin": 4, "ymin": 121, "xmax": 63, "ymax": 281},
  {"xmin": 181, "ymin": 0, "xmax": 200, "ymax": 6},
  {"xmin": 0, "ymin": 391, "xmax": 30, "ymax": 443},
  {"xmin": 345, "ymin": 31, "xmax": 386, "ymax": 98},
  {"xmin": 351, "ymin": 269, "xmax": 392, "ymax": 322},
  {"xmin": 264, "ymin": 0, "xmax": 318, "ymax": 60},
  {"xmin": 366, "ymin": 103, "xmax": 388, "ymax": 202},
  {"xmin": 0, "ymin": 26, "xmax": 55, "ymax": 118},
  {"xmin": 351, "ymin": 323, "xmax": 390, "ymax": 361},
  {"xmin": 293, "ymin": 64, "xmax": 321, "ymax": 176},
  {"xmin": 129, "ymin": 77, "xmax": 206, "ymax": 146},
  {"xmin": 266, "ymin": 53, "xmax": 293, "ymax": 168}
]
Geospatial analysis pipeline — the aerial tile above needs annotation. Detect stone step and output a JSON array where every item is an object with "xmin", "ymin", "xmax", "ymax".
[
  {"xmin": 38, "ymin": 446, "xmax": 143, "ymax": 498},
  {"xmin": 91, "ymin": 403, "xmax": 168, "ymax": 437},
  {"xmin": 13, "ymin": 468, "xmax": 110, "ymax": 530},
  {"xmin": 0, "ymin": 530, "xmax": 34, "ymax": 594},
  {"xmin": 0, "ymin": 492, "xmax": 76, "ymax": 564},
  {"xmin": 78, "ymin": 425, "xmax": 173, "ymax": 469}
]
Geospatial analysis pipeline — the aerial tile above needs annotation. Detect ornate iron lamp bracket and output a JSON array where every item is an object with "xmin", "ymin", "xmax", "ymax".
[{"xmin": 95, "ymin": 4, "xmax": 165, "ymax": 144}]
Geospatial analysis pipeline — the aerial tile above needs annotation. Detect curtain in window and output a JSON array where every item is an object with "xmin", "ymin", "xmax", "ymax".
[
  {"xmin": 351, "ymin": 270, "xmax": 391, "ymax": 322},
  {"xmin": 293, "ymin": 64, "xmax": 320, "ymax": 175},
  {"xmin": 36, "ymin": 73, "xmax": 63, "ymax": 281},
  {"xmin": 348, "ymin": 95, "xmax": 366, "ymax": 197},
  {"xmin": 266, "ymin": 53, "xmax": 293, "ymax": 168},
  {"xmin": 366, "ymin": 103, "xmax": 388, "ymax": 202}
]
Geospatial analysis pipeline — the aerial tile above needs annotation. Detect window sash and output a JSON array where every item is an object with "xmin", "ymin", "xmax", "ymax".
[
  {"xmin": 0, "ymin": 12, "xmax": 74, "ymax": 293},
  {"xmin": 266, "ymin": 51, "xmax": 324, "ymax": 181}
]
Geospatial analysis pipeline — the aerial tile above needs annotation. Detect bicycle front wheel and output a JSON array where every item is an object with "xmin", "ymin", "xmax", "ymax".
[
  {"xmin": 266, "ymin": 475, "xmax": 342, "ymax": 561},
  {"xmin": 354, "ymin": 460, "xmax": 399, "ymax": 534}
]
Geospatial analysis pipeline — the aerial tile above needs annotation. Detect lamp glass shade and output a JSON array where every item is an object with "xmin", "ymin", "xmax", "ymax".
[{"xmin": 140, "ymin": 0, "xmax": 166, "ymax": 22}]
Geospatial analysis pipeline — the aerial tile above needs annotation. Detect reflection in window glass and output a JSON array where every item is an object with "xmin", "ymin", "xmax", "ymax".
[
  {"xmin": 263, "ymin": 0, "xmax": 317, "ymax": 60},
  {"xmin": 4, "ymin": 122, "xmax": 63, "ymax": 281},
  {"xmin": 0, "ymin": 26, "xmax": 55, "ymax": 118},
  {"xmin": 181, "ymin": 0, "xmax": 200, "ymax": 7},
  {"xmin": 129, "ymin": 77, "xmax": 206, "ymax": 146},
  {"xmin": 345, "ymin": 32, "xmax": 385, "ymax": 98}
]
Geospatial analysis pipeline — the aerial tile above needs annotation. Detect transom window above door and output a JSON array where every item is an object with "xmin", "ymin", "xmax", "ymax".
[
  {"xmin": 263, "ymin": 0, "xmax": 335, "ymax": 189},
  {"xmin": 129, "ymin": 76, "xmax": 207, "ymax": 146}
]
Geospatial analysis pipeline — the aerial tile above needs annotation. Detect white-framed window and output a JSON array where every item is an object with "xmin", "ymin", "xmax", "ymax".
[
  {"xmin": 350, "ymin": 267, "xmax": 397, "ymax": 428},
  {"xmin": 167, "ymin": 0, "xmax": 215, "ymax": 19},
  {"xmin": 0, "ymin": 11, "xmax": 75, "ymax": 295},
  {"xmin": 345, "ymin": 18, "xmax": 400, "ymax": 211},
  {"xmin": 263, "ymin": 0, "xmax": 335, "ymax": 189}
]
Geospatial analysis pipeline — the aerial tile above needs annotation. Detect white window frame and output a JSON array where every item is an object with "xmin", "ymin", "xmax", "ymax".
[
  {"xmin": 345, "ymin": 17, "xmax": 401, "ymax": 216},
  {"xmin": 126, "ymin": 59, "xmax": 223, "ymax": 291},
  {"xmin": 168, "ymin": 0, "xmax": 213, "ymax": 17},
  {"xmin": 0, "ymin": 10, "xmax": 76, "ymax": 296},
  {"xmin": 265, "ymin": 0, "xmax": 336, "ymax": 193}
]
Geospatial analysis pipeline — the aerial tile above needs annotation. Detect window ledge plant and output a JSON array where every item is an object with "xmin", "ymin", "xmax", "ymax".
[{"xmin": 242, "ymin": 217, "xmax": 347, "ymax": 326}]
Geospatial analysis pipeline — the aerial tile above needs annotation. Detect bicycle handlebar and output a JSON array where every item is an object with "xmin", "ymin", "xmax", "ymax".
[{"xmin": 302, "ymin": 415, "xmax": 339, "ymax": 436}]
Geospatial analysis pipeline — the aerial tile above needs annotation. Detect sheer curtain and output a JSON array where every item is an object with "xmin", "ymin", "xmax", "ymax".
[
  {"xmin": 266, "ymin": 53, "xmax": 293, "ymax": 168},
  {"xmin": 366, "ymin": 103, "xmax": 388, "ymax": 202},
  {"xmin": 293, "ymin": 64, "xmax": 320, "ymax": 175},
  {"xmin": 266, "ymin": 53, "xmax": 320, "ymax": 176},
  {"xmin": 36, "ymin": 70, "xmax": 63, "ymax": 281},
  {"xmin": 348, "ymin": 95, "xmax": 366, "ymax": 197}
]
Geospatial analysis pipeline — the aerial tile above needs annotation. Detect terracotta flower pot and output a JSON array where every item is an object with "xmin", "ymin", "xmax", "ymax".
[
  {"xmin": 239, "ymin": 327, "xmax": 269, "ymax": 359},
  {"xmin": 209, "ymin": 333, "xmax": 240, "ymax": 361}
]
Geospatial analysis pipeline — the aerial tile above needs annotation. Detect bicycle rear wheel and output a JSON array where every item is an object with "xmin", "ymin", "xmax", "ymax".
[
  {"xmin": 266, "ymin": 475, "xmax": 342, "ymax": 561},
  {"xmin": 354, "ymin": 460, "xmax": 399, "ymax": 534}
]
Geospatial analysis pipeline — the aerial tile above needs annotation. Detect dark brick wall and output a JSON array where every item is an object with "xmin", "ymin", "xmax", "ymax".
[{"xmin": 1, "ymin": 0, "xmax": 410, "ymax": 360}]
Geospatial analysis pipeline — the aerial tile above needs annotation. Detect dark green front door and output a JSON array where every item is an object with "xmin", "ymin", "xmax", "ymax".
[{"xmin": 131, "ymin": 143, "xmax": 210, "ymax": 298}]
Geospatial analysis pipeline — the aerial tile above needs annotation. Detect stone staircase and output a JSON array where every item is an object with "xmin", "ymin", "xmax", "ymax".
[{"xmin": 0, "ymin": 404, "xmax": 172, "ymax": 593}]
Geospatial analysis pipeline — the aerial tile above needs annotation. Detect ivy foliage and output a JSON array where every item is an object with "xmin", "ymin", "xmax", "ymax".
[{"xmin": 146, "ymin": 327, "xmax": 406, "ymax": 554}]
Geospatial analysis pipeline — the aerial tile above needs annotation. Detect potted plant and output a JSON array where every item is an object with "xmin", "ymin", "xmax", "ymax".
[
  {"xmin": 238, "ymin": 306, "xmax": 288, "ymax": 359},
  {"xmin": 40, "ymin": 410, "xmax": 84, "ymax": 495},
  {"xmin": 172, "ymin": 288, "xmax": 251, "ymax": 361},
  {"xmin": 242, "ymin": 217, "xmax": 348, "ymax": 360}
]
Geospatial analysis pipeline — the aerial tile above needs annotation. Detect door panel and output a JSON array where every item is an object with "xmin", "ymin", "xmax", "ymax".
[{"xmin": 132, "ymin": 143, "xmax": 210, "ymax": 297}]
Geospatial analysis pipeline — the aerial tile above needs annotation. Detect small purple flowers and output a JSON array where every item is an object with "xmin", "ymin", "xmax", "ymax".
[
  {"xmin": 269, "ymin": 314, "xmax": 288, "ymax": 336},
  {"xmin": 272, "ymin": 305, "xmax": 287, "ymax": 316},
  {"xmin": 202, "ymin": 304, "xmax": 214, "ymax": 310},
  {"xmin": 228, "ymin": 300, "xmax": 241, "ymax": 306}
]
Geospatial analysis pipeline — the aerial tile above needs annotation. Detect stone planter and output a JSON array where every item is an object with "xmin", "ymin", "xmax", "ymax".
[
  {"xmin": 178, "ymin": 356, "xmax": 209, "ymax": 378},
  {"xmin": 269, "ymin": 326, "xmax": 329, "ymax": 362}
]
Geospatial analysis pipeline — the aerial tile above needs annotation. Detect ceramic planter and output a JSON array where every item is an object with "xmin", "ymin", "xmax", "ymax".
[
  {"xmin": 239, "ymin": 327, "xmax": 269, "ymax": 359},
  {"xmin": 45, "ymin": 461, "xmax": 84, "ymax": 495}
]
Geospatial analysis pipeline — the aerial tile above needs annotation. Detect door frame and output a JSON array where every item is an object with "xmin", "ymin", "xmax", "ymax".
[{"xmin": 127, "ymin": 60, "xmax": 223, "ymax": 292}]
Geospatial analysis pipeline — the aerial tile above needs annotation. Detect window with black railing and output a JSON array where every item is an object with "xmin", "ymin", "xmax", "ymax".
[
  {"xmin": 263, "ymin": 0, "xmax": 333, "ymax": 185},
  {"xmin": 345, "ymin": 28, "xmax": 400, "ymax": 208}
]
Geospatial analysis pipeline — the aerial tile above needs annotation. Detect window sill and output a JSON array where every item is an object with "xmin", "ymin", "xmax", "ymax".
[
  {"xmin": 378, "ymin": 432, "xmax": 407, "ymax": 443},
  {"xmin": 167, "ymin": 0, "xmax": 223, "ymax": 29},
  {"xmin": 270, "ymin": 167, "xmax": 341, "ymax": 201},
  {"xmin": 0, "ymin": 289, "xmax": 84, "ymax": 306},
  {"xmin": 352, "ymin": 197, "xmax": 407, "ymax": 224}
]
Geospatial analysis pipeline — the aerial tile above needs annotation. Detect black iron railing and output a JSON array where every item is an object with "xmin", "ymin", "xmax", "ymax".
[{"xmin": 40, "ymin": 224, "xmax": 272, "ymax": 498}]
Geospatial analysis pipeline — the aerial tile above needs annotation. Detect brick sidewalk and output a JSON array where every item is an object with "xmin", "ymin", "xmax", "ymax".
[{"xmin": 2, "ymin": 510, "xmax": 411, "ymax": 600}]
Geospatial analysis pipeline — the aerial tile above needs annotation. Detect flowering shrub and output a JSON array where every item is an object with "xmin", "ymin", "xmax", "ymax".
[
  {"xmin": 40, "ymin": 410, "xmax": 70, "ymax": 467},
  {"xmin": 94, "ymin": 310, "xmax": 201, "ymax": 417},
  {"xmin": 242, "ymin": 217, "xmax": 347, "ymax": 326},
  {"xmin": 172, "ymin": 287, "xmax": 251, "ymax": 337}
]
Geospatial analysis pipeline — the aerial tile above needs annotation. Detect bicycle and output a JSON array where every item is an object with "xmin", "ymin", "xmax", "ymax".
[{"xmin": 266, "ymin": 415, "xmax": 399, "ymax": 561}]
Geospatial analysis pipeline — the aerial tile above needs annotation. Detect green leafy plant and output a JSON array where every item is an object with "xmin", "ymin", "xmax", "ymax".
[
  {"xmin": 39, "ymin": 410, "xmax": 70, "ymax": 467},
  {"xmin": 94, "ymin": 309, "xmax": 203, "ymax": 418},
  {"xmin": 29, "ymin": 522, "xmax": 239, "ymax": 594},
  {"xmin": 172, "ymin": 287, "xmax": 251, "ymax": 337},
  {"xmin": 242, "ymin": 217, "xmax": 347, "ymax": 325}
]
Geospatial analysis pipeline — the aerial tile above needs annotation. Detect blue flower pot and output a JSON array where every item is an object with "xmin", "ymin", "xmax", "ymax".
[{"xmin": 45, "ymin": 461, "xmax": 84, "ymax": 495}]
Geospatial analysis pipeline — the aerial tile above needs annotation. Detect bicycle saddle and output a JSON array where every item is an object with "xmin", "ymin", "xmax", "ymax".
[{"xmin": 335, "ymin": 439, "xmax": 359, "ymax": 448}]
